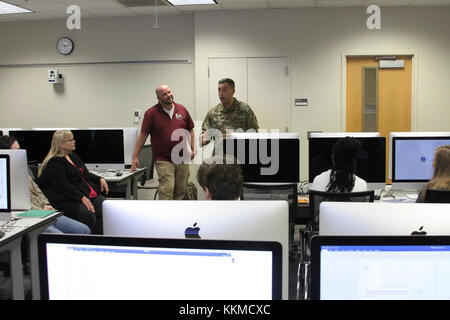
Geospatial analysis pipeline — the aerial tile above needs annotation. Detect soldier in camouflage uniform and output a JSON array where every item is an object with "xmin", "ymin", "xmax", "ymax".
[{"xmin": 201, "ymin": 78, "xmax": 259, "ymax": 146}]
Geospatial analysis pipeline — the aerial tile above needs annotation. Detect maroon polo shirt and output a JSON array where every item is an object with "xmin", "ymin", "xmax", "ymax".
[{"xmin": 141, "ymin": 102, "xmax": 194, "ymax": 163}]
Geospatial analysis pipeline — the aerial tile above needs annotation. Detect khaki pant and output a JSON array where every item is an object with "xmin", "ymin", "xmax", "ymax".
[{"xmin": 154, "ymin": 160, "xmax": 190, "ymax": 200}]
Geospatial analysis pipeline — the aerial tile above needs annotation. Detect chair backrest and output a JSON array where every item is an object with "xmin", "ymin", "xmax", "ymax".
[
  {"xmin": 309, "ymin": 189, "xmax": 375, "ymax": 231},
  {"xmin": 241, "ymin": 183, "xmax": 298, "ymax": 223},
  {"xmin": 425, "ymin": 189, "xmax": 450, "ymax": 203},
  {"xmin": 137, "ymin": 144, "xmax": 154, "ymax": 185}
]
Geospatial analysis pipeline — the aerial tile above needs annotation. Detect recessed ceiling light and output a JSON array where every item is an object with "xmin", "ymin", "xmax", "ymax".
[
  {"xmin": 166, "ymin": 0, "xmax": 217, "ymax": 5},
  {"xmin": 0, "ymin": 1, "xmax": 32, "ymax": 14}
]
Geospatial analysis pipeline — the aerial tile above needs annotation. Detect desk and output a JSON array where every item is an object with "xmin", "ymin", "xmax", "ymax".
[
  {"xmin": 91, "ymin": 167, "xmax": 146, "ymax": 200},
  {"xmin": 0, "ymin": 211, "xmax": 61, "ymax": 300}
]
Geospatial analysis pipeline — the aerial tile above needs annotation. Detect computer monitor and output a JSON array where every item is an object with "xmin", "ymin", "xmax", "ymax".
[
  {"xmin": 391, "ymin": 135, "xmax": 450, "ymax": 190},
  {"xmin": 72, "ymin": 129, "xmax": 125, "ymax": 171},
  {"xmin": 0, "ymin": 150, "xmax": 31, "ymax": 210},
  {"xmin": 102, "ymin": 200, "xmax": 290, "ymax": 300},
  {"xmin": 9, "ymin": 129, "xmax": 125, "ymax": 170},
  {"xmin": 388, "ymin": 132, "xmax": 450, "ymax": 180},
  {"xmin": 224, "ymin": 132, "xmax": 299, "ymax": 183},
  {"xmin": 38, "ymin": 234, "xmax": 282, "ymax": 300},
  {"xmin": 0, "ymin": 155, "xmax": 11, "ymax": 216},
  {"xmin": 86, "ymin": 127, "xmax": 138, "ymax": 166},
  {"xmin": 308, "ymin": 134, "xmax": 386, "ymax": 190},
  {"xmin": 0, "ymin": 130, "xmax": 3, "ymax": 136},
  {"xmin": 9, "ymin": 130, "xmax": 54, "ymax": 164},
  {"xmin": 319, "ymin": 202, "xmax": 450, "ymax": 236},
  {"xmin": 311, "ymin": 236, "xmax": 450, "ymax": 300}
]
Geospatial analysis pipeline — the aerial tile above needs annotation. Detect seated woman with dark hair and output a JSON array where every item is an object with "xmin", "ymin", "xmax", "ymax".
[
  {"xmin": 310, "ymin": 136, "xmax": 367, "ymax": 192},
  {"xmin": 0, "ymin": 135, "xmax": 90, "ymax": 234},
  {"xmin": 416, "ymin": 145, "xmax": 450, "ymax": 202},
  {"xmin": 197, "ymin": 154, "xmax": 243, "ymax": 200},
  {"xmin": 37, "ymin": 130, "xmax": 109, "ymax": 234}
]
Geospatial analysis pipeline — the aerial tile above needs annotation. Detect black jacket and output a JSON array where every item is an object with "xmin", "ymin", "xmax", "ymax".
[{"xmin": 37, "ymin": 152, "xmax": 102, "ymax": 207}]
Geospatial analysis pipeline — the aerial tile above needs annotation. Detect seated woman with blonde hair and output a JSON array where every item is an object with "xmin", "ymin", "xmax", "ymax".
[
  {"xmin": 37, "ymin": 130, "xmax": 109, "ymax": 234},
  {"xmin": 416, "ymin": 145, "xmax": 450, "ymax": 202}
]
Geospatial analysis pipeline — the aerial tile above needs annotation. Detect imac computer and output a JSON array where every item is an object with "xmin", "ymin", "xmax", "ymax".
[
  {"xmin": 87, "ymin": 127, "xmax": 138, "ymax": 167},
  {"xmin": 308, "ymin": 132, "xmax": 386, "ymax": 190},
  {"xmin": 388, "ymin": 132, "xmax": 450, "ymax": 180},
  {"xmin": 10, "ymin": 129, "xmax": 125, "ymax": 171},
  {"xmin": 72, "ymin": 129, "xmax": 125, "ymax": 171},
  {"xmin": 102, "ymin": 200, "xmax": 290, "ymax": 300},
  {"xmin": 0, "ymin": 150, "xmax": 30, "ymax": 210},
  {"xmin": 9, "ymin": 130, "xmax": 55, "ymax": 164},
  {"xmin": 38, "ymin": 234, "xmax": 282, "ymax": 300},
  {"xmin": 224, "ymin": 132, "xmax": 299, "ymax": 183},
  {"xmin": 311, "ymin": 236, "xmax": 450, "ymax": 300},
  {"xmin": 391, "ymin": 134, "xmax": 450, "ymax": 191},
  {"xmin": 0, "ymin": 155, "xmax": 11, "ymax": 219},
  {"xmin": 319, "ymin": 202, "xmax": 450, "ymax": 236}
]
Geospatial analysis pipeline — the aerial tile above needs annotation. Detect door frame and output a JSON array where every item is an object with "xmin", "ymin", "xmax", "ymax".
[{"xmin": 340, "ymin": 50, "xmax": 418, "ymax": 132}]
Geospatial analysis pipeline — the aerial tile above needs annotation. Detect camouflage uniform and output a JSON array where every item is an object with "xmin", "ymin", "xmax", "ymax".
[{"xmin": 202, "ymin": 98, "xmax": 259, "ymax": 134}]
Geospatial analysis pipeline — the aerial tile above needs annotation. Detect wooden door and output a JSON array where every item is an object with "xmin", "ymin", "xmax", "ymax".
[{"xmin": 346, "ymin": 56, "xmax": 413, "ymax": 183}]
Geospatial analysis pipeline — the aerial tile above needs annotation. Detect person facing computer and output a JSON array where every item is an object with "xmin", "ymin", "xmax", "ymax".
[
  {"xmin": 310, "ymin": 136, "xmax": 368, "ymax": 192},
  {"xmin": 416, "ymin": 145, "xmax": 450, "ymax": 202},
  {"xmin": 197, "ymin": 154, "xmax": 243, "ymax": 200}
]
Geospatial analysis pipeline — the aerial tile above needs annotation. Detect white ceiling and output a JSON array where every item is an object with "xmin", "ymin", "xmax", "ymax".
[{"xmin": 1, "ymin": 0, "xmax": 449, "ymax": 22}]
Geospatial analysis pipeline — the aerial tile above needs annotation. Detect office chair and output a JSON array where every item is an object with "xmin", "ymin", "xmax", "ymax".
[
  {"xmin": 297, "ymin": 189, "xmax": 375, "ymax": 300},
  {"xmin": 137, "ymin": 144, "xmax": 159, "ymax": 200},
  {"xmin": 241, "ymin": 182, "xmax": 298, "ymax": 227},
  {"xmin": 424, "ymin": 189, "xmax": 450, "ymax": 203},
  {"xmin": 308, "ymin": 189, "xmax": 375, "ymax": 232}
]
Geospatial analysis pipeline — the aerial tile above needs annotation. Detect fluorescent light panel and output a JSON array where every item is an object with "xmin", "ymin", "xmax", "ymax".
[
  {"xmin": 0, "ymin": 1, "xmax": 32, "ymax": 14},
  {"xmin": 166, "ymin": 0, "xmax": 217, "ymax": 5}
]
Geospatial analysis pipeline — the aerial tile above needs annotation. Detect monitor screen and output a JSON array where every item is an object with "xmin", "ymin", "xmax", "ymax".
[
  {"xmin": 0, "ymin": 150, "xmax": 30, "ymax": 210},
  {"xmin": 223, "ymin": 133, "xmax": 299, "ymax": 183},
  {"xmin": 72, "ymin": 129, "xmax": 124, "ymax": 170},
  {"xmin": 102, "ymin": 200, "xmax": 290, "ymax": 299},
  {"xmin": 0, "ymin": 155, "xmax": 11, "ymax": 213},
  {"xmin": 86, "ymin": 127, "xmax": 138, "ymax": 166},
  {"xmin": 39, "ymin": 234, "xmax": 282, "ymax": 300},
  {"xmin": 311, "ymin": 236, "xmax": 450, "ymax": 300},
  {"xmin": 308, "ymin": 137, "xmax": 386, "ymax": 188},
  {"xmin": 9, "ymin": 130, "xmax": 54, "ymax": 163},
  {"xmin": 392, "ymin": 136, "xmax": 450, "ymax": 188},
  {"xmin": 9, "ymin": 130, "xmax": 125, "ymax": 170}
]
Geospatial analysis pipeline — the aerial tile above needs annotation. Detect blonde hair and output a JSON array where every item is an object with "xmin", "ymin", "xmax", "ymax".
[
  {"xmin": 38, "ymin": 130, "xmax": 73, "ymax": 176},
  {"xmin": 422, "ymin": 145, "xmax": 450, "ymax": 199}
]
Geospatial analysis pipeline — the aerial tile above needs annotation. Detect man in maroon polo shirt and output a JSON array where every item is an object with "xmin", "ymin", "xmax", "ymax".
[{"xmin": 131, "ymin": 84, "xmax": 196, "ymax": 200}]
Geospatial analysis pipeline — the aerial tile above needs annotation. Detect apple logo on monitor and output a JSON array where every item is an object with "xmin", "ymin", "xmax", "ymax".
[
  {"xmin": 185, "ymin": 222, "xmax": 201, "ymax": 239},
  {"xmin": 411, "ymin": 226, "xmax": 427, "ymax": 236}
]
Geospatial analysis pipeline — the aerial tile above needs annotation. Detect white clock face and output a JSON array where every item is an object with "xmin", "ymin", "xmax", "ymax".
[{"xmin": 57, "ymin": 37, "xmax": 74, "ymax": 55}]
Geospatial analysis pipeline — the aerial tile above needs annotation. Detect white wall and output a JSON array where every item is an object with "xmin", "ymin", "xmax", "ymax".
[
  {"xmin": 1, "ymin": 7, "xmax": 448, "ymax": 185},
  {"xmin": 0, "ymin": 14, "xmax": 196, "ymax": 129},
  {"xmin": 194, "ymin": 7, "xmax": 450, "ymax": 181}
]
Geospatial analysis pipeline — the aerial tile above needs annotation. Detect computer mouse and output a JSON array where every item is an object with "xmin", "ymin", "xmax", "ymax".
[{"xmin": 115, "ymin": 171, "xmax": 123, "ymax": 176}]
